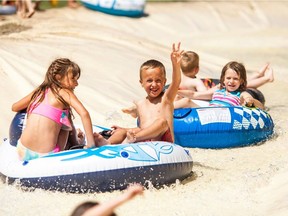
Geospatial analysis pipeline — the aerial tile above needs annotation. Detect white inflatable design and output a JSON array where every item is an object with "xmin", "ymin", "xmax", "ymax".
[{"xmin": 0, "ymin": 139, "xmax": 193, "ymax": 193}]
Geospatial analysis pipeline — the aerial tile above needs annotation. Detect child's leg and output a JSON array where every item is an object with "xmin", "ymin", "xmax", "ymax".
[
  {"xmin": 174, "ymin": 97, "xmax": 199, "ymax": 109},
  {"xmin": 65, "ymin": 125, "xmax": 85, "ymax": 150},
  {"xmin": 124, "ymin": 118, "xmax": 169, "ymax": 143},
  {"xmin": 16, "ymin": 0, "xmax": 25, "ymax": 18},
  {"xmin": 93, "ymin": 132, "xmax": 110, "ymax": 147},
  {"xmin": 108, "ymin": 128, "xmax": 128, "ymax": 144},
  {"xmin": 249, "ymin": 63, "xmax": 270, "ymax": 80},
  {"xmin": 57, "ymin": 129, "xmax": 69, "ymax": 151},
  {"xmin": 247, "ymin": 66, "xmax": 274, "ymax": 88},
  {"xmin": 24, "ymin": 0, "xmax": 35, "ymax": 18}
]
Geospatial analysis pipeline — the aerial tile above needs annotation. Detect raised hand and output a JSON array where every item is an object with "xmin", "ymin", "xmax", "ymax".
[{"xmin": 171, "ymin": 42, "xmax": 184, "ymax": 65}]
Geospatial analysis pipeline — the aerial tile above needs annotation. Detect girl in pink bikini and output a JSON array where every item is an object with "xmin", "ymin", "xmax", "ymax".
[{"xmin": 12, "ymin": 58, "xmax": 108, "ymax": 161}]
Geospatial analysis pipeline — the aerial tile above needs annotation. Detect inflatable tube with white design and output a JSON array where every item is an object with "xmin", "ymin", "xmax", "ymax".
[
  {"xmin": 173, "ymin": 106, "xmax": 274, "ymax": 149},
  {"xmin": 80, "ymin": 0, "xmax": 146, "ymax": 17},
  {"xmin": 0, "ymin": 138, "xmax": 193, "ymax": 193}
]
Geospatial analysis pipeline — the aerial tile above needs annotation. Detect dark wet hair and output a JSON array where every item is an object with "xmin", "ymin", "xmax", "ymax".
[
  {"xmin": 180, "ymin": 51, "xmax": 199, "ymax": 74},
  {"xmin": 70, "ymin": 201, "xmax": 116, "ymax": 216},
  {"xmin": 139, "ymin": 59, "xmax": 166, "ymax": 80},
  {"xmin": 220, "ymin": 61, "xmax": 247, "ymax": 92}
]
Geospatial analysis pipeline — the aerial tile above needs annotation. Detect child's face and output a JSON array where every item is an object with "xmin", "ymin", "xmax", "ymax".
[
  {"xmin": 223, "ymin": 68, "xmax": 242, "ymax": 92},
  {"xmin": 140, "ymin": 67, "xmax": 166, "ymax": 98},
  {"xmin": 60, "ymin": 70, "xmax": 79, "ymax": 91}
]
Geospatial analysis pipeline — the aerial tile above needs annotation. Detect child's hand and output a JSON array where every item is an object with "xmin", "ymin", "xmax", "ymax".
[
  {"xmin": 124, "ymin": 184, "xmax": 144, "ymax": 200},
  {"xmin": 111, "ymin": 125, "xmax": 123, "ymax": 132},
  {"xmin": 171, "ymin": 42, "xmax": 184, "ymax": 65},
  {"xmin": 242, "ymin": 95, "xmax": 255, "ymax": 107},
  {"xmin": 76, "ymin": 128, "xmax": 85, "ymax": 145}
]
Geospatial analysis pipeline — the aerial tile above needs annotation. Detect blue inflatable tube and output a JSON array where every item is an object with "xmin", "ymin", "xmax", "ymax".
[
  {"xmin": 0, "ymin": 5, "xmax": 17, "ymax": 15},
  {"xmin": 80, "ymin": 0, "xmax": 146, "ymax": 17},
  {"xmin": 0, "ymin": 139, "xmax": 193, "ymax": 193},
  {"xmin": 173, "ymin": 106, "xmax": 274, "ymax": 149},
  {"xmin": 9, "ymin": 109, "xmax": 26, "ymax": 147}
]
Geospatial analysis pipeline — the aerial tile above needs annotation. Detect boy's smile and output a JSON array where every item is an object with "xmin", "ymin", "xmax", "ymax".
[{"xmin": 140, "ymin": 67, "xmax": 166, "ymax": 98}]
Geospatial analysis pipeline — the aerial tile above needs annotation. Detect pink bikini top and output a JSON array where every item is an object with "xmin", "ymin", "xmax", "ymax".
[{"xmin": 28, "ymin": 89, "xmax": 72, "ymax": 131}]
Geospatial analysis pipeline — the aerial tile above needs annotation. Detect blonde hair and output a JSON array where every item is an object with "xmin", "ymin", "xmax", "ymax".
[
  {"xmin": 180, "ymin": 51, "xmax": 199, "ymax": 75},
  {"xmin": 139, "ymin": 59, "xmax": 166, "ymax": 80}
]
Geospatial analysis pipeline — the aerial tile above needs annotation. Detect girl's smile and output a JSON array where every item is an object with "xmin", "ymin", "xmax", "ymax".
[{"xmin": 223, "ymin": 68, "xmax": 242, "ymax": 92}]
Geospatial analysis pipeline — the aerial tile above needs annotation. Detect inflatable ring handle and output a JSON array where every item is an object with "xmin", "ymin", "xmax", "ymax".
[{"xmin": 174, "ymin": 108, "xmax": 192, "ymax": 119}]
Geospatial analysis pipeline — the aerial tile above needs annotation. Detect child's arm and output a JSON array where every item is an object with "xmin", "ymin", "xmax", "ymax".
[
  {"xmin": 165, "ymin": 42, "xmax": 184, "ymax": 102},
  {"xmin": 82, "ymin": 184, "xmax": 144, "ymax": 216},
  {"xmin": 178, "ymin": 84, "xmax": 217, "ymax": 100},
  {"xmin": 122, "ymin": 105, "xmax": 138, "ymax": 118},
  {"xmin": 240, "ymin": 92, "xmax": 264, "ymax": 110},
  {"xmin": 63, "ymin": 90, "xmax": 96, "ymax": 148},
  {"xmin": 11, "ymin": 91, "xmax": 34, "ymax": 112}
]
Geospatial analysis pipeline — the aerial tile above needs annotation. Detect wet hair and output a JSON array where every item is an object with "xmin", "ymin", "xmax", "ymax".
[
  {"xmin": 139, "ymin": 59, "xmax": 166, "ymax": 80},
  {"xmin": 180, "ymin": 51, "xmax": 199, "ymax": 75},
  {"xmin": 27, "ymin": 58, "xmax": 81, "ymax": 120},
  {"xmin": 70, "ymin": 201, "xmax": 116, "ymax": 216},
  {"xmin": 220, "ymin": 61, "xmax": 247, "ymax": 92}
]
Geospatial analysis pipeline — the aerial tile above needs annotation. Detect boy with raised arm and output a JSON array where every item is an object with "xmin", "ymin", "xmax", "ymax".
[{"xmin": 119, "ymin": 42, "xmax": 183, "ymax": 143}]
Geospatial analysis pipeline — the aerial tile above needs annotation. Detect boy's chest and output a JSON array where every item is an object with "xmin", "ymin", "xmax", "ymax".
[{"xmin": 138, "ymin": 100, "xmax": 163, "ymax": 118}]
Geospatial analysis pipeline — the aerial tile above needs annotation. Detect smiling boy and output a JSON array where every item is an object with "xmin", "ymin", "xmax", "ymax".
[{"xmin": 119, "ymin": 42, "xmax": 183, "ymax": 143}]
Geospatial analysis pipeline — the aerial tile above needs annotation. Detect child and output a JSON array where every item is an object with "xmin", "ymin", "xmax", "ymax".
[
  {"xmin": 178, "ymin": 50, "xmax": 274, "ymax": 93},
  {"xmin": 117, "ymin": 42, "xmax": 183, "ymax": 143},
  {"xmin": 179, "ymin": 51, "xmax": 207, "ymax": 92},
  {"xmin": 12, "ymin": 58, "xmax": 108, "ymax": 161},
  {"xmin": 178, "ymin": 61, "xmax": 265, "ymax": 109},
  {"xmin": 70, "ymin": 184, "xmax": 144, "ymax": 216}
]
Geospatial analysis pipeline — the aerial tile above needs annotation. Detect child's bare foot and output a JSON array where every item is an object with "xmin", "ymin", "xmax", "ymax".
[
  {"xmin": 122, "ymin": 106, "xmax": 138, "ymax": 118},
  {"xmin": 26, "ymin": 10, "xmax": 35, "ymax": 18},
  {"xmin": 123, "ymin": 130, "xmax": 136, "ymax": 143},
  {"xmin": 258, "ymin": 63, "xmax": 270, "ymax": 77},
  {"xmin": 265, "ymin": 67, "xmax": 274, "ymax": 82},
  {"xmin": 93, "ymin": 132, "xmax": 110, "ymax": 147}
]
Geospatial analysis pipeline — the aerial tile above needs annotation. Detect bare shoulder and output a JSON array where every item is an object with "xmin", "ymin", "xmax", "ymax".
[
  {"xmin": 180, "ymin": 77, "xmax": 199, "ymax": 90},
  {"xmin": 58, "ymin": 88, "xmax": 73, "ymax": 96},
  {"xmin": 57, "ymin": 88, "xmax": 77, "ymax": 103},
  {"xmin": 135, "ymin": 98, "xmax": 145, "ymax": 107}
]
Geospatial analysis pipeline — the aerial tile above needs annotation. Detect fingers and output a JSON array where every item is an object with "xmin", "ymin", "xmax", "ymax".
[
  {"xmin": 172, "ymin": 42, "xmax": 181, "ymax": 51},
  {"xmin": 126, "ymin": 184, "xmax": 144, "ymax": 198},
  {"xmin": 177, "ymin": 41, "xmax": 181, "ymax": 50},
  {"xmin": 244, "ymin": 97, "xmax": 254, "ymax": 107}
]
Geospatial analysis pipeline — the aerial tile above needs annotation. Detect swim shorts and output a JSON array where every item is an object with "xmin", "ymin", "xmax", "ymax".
[{"xmin": 17, "ymin": 140, "xmax": 59, "ymax": 161}]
